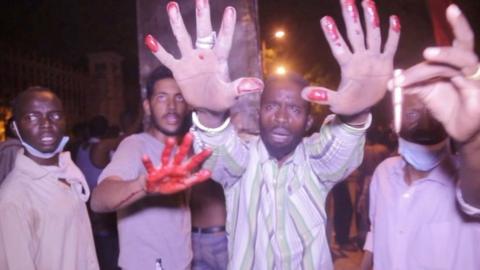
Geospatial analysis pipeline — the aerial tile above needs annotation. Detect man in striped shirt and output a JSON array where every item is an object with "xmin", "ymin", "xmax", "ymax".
[{"xmin": 146, "ymin": 0, "xmax": 400, "ymax": 268}]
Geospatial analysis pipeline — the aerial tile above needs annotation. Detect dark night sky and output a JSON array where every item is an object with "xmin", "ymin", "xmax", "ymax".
[{"xmin": 1, "ymin": 0, "xmax": 479, "ymax": 109}]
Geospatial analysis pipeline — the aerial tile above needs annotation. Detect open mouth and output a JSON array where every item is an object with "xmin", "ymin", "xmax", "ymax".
[
  {"xmin": 164, "ymin": 113, "xmax": 180, "ymax": 125},
  {"xmin": 270, "ymin": 128, "xmax": 291, "ymax": 143}
]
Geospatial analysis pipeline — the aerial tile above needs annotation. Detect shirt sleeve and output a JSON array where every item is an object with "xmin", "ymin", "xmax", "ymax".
[
  {"xmin": 305, "ymin": 114, "xmax": 368, "ymax": 189},
  {"xmin": 0, "ymin": 202, "xmax": 36, "ymax": 270},
  {"xmin": 456, "ymin": 184, "xmax": 480, "ymax": 217},
  {"xmin": 192, "ymin": 124, "xmax": 250, "ymax": 188},
  {"xmin": 98, "ymin": 136, "xmax": 144, "ymax": 183}
]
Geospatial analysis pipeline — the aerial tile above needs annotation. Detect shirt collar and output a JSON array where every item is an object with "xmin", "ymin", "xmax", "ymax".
[{"xmin": 395, "ymin": 155, "xmax": 456, "ymax": 186}]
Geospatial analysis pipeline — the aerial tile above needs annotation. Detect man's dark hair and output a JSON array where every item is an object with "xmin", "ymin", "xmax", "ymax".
[
  {"xmin": 12, "ymin": 86, "xmax": 54, "ymax": 121},
  {"xmin": 145, "ymin": 65, "xmax": 174, "ymax": 99}
]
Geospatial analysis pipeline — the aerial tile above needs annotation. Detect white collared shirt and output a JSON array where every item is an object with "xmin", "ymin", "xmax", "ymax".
[{"xmin": 365, "ymin": 156, "xmax": 480, "ymax": 270}]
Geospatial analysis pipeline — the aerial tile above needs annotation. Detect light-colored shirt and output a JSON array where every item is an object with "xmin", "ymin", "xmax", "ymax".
[
  {"xmin": 193, "ymin": 115, "xmax": 367, "ymax": 270},
  {"xmin": 0, "ymin": 138, "xmax": 22, "ymax": 184},
  {"xmin": 0, "ymin": 150, "xmax": 99, "ymax": 270},
  {"xmin": 365, "ymin": 156, "xmax": 480, "ymax": 270},
  {"xmin": 98, "ymin": 133, "xmax": 192, "ymax": 270}
]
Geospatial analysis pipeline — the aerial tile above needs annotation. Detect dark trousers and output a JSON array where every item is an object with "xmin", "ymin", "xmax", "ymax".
[{"xmin": 332, "ymin": 181, "xmax": 353, "ymax": 245}]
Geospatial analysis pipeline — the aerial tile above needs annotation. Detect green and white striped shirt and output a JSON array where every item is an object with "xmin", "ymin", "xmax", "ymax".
[{"xmin": 193, "ymin": 115, "xmax": 367, "ymax": 270}]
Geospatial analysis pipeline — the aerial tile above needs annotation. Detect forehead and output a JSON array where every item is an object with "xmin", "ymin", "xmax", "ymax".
[
  {"xmin": 19, "ymin": 91, "xmax": 62, "ymax": 114},
  {"xmin": 152, "ymin": 78, "xmax": 181, "ymax": 95},
  {"xmin": 262, "ymin": 80, "xmax": 306, "ymax": 104}
]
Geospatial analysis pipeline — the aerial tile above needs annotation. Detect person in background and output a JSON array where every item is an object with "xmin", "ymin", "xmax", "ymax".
[
  {"xmin": 90, "ymin": 66, "xmax": 211, "ymax": 270},
  {"xmin": 0, "ymin": 117, "xmax": 22, "ymax": 183}
]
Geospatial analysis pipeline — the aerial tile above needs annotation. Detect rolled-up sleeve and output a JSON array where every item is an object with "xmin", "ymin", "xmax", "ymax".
[{"xmin": 192, "ymin": 124, "xmax": 250, "ymax": 188}]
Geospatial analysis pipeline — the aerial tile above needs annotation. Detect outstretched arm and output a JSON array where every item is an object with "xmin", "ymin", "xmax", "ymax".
[
  {"xmin": 302, "ymin": 0, "xmax": 401, "ymax": 122},
  {"xmin": 91, "ymin": 133, "xmax": 211, "ymax": 212},
  {"xmin": 389, "ymin": 4, "xmax": 480, "ymax": 210},
  {"xmin": 145, "ymin": 0, "xmax": 264, "ymax": 116}
]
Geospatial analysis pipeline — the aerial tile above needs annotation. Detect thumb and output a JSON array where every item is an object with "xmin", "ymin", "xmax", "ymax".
[
  {"xmin": 301, "ymin": 86, "xmax": 337, "ymax": 106},
  {"xmin": 231, "ymin": 77, "xmax": 264, "ymax": 97}
]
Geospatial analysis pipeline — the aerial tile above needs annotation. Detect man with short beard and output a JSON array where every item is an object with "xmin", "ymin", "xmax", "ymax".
[
  {"xmin": 90, "ymin": 66, "xmax": 210, "ymax": 270},
  {"xmin": 0, "ymin": 86, "xmax": 99, "ymax": 270}
]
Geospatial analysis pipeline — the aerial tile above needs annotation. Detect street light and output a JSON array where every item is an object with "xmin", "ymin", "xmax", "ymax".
[
  {"xmin": 274, "ymin": 30, "xmax": 285, "ymax": 39},
  {"xmin": 275, "ymin": 65, "xmax": 287, "ymax": 75}
]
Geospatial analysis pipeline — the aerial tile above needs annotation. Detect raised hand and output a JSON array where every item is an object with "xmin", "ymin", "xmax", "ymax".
[
  {"xmin": 144, "ymin": 0, "xmax": 264, "ymax": 113},
  {"xmin": 302, "ymin": 0, "xmax": 401, "ymax": 115},
  {"xmin": 391, "ymin": 4, "xmax": 480, "ymax": 142},
  {"xmin": 142, "ymin": 132, "xmax": 212, "ymax": 194}
]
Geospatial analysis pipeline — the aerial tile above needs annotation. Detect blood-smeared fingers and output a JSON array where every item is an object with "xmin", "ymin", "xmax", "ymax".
[
  {"xmin": 214, "ymin": 6, "xmax": 236, "ymax": 61},
  {"xmin": 161, "ymin": 137, "xmax": 176, "ymax": 166},
  {"xmin": 144, "ymin": 34, "xmax": 176, "ymax": 67},
  {"xmin": 142, "ymin": 155, "xmax": 156, "ymax": 174},
  {"xmin": 183, "ymin": 148, "xmax": 213, "ymax": 172},
  {"xmin": 340, "ymin": 0, "xmax": 366, "ymax": 53},
  {"xmin": 173, "ymin": 133, "xmax": 194, "ymax": 165},
  {"xmin": 320, "ymin": 16, "xmax": 352, "ymax": 64},
  {"xmin": 184, "ymin": 169, "xmax": 212, "ymax": 186},
  {"xmin": 447, "ymin": 4, "xmax": 474, "ymax": 51},
  {"xmin": 195, "ymin": 0, "xmax": 214, "ymax": 41},
  {"xmin": 382, "ymin": 15, "xmax": 401, "ymax": 58},
  {"xmin": 361, "ymin": 0, "xmax": 381, "ymax": 53},
  {"xmin": 166, "ymin": 1, "xmax": 194, "ymax": 55}
]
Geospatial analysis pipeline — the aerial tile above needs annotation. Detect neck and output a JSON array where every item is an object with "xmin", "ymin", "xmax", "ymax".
[
  {"xmin": 147, "ymin": 127, "xmax": 180, "ymax": 143},
  {"xmin": 404, "ymin": 162, "xmax": 430, "ymax": 185},
  {"xmin": 26, "ymin": 152, "xmax": 60, "ymax": 166}
]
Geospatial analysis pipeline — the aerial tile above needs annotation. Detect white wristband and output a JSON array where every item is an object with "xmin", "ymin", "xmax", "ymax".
[{"xmin": 192, "ymin": 111, "xmax": 231, "ymax": 134}]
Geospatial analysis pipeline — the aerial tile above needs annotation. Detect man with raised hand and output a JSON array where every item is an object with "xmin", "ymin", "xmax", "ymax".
[
  {"xmin": 90, "ymin": 66, "xmax": 212, "ymax": 270},
  {"xmin": 389, "ymin": 4, "xmax": 480, "ymax": 216},
  {"xmin": 0, "ymin": 86, "xmax": 99, "ymax": 270},
  {"xmin": 145, "ymin": 0, "xmax": 400, "ymax": 268}
]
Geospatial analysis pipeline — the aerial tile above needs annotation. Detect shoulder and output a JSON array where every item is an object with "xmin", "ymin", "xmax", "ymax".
[
  {"xmin": 370, "ymin": 156, "xmax": 403, "ymax": 183},
  {"xmin": 0, "ymin": 170, "xmax": 30, "ymax": 206}
]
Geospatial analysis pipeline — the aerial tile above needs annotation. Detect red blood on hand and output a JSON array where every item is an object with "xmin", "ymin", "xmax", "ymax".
[{"xmin": 141, "ymin": 132, "xmax": 212, "ymax": 194}]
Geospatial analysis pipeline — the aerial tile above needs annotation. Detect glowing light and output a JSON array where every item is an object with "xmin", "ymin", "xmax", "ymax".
[
  {"xmin": 274, "ymin": 30, "xmax": 285, "ymax": 39},
  {"xmin": 275, "ymin": 65, "xmax": 287, "ymax": 75}
]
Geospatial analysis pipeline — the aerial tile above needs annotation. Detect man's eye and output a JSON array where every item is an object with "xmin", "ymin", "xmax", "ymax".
[
  {"xmin": 405, "ymin": 111, "xmax": 419, "ymax": 121},
  {"xmin": 175, "ymin": 95, "xmax": 185, "ymax": 102},
  {"xmin": 155, "ymin": 95, "xmax": 167, "ymax": 101},
  {"xmin": 49, "ymin": 112, "xmax": 64, "ymax": 121},
  {"xmin": 24, "ymin": 114, "xmax": 39, "ymax": 122}
]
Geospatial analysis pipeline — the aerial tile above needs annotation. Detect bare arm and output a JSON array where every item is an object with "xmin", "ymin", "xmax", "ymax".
[{"xmin": 90, "ymin": 175, "xmax": 146, "ymax": 213}]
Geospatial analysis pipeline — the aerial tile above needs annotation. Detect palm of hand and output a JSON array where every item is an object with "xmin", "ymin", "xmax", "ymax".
[
  {"xmin": 142, "ymin": 133, "xmax": 212, "ymax": 194},
  {"xmin": 336, "ymin": 53, "xmax": 393, "ymax": 113},
  {"xmin": 145, "ymin": 2, "xmax": 263, "ymax": 113},
  {"xmin": 301, "ymin": 1, "xmax": 400, "ymax": 116}
]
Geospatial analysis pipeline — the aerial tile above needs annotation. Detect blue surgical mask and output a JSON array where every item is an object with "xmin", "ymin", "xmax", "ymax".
[
  {"xmin": 12, "ymin": 121, "xmax": 69, "ymax": 159},
  {"xmin": 398, "ymin": 137, "xmax": 448, "ymax": 171}
]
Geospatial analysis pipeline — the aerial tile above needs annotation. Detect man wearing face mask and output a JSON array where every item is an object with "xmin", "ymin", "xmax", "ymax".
[
  {"xmin": 360, "ymin": 95, "xmax": 480, "ymax": 270},
  {"xmin": 0, "ymin": 86, "xmax": 99, "ymax": 270}
]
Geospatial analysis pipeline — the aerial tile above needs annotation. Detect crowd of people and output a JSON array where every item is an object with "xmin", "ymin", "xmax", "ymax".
[{"xmin": 0, "ymin": 0, "xmax": 479, "ymax": 269}]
